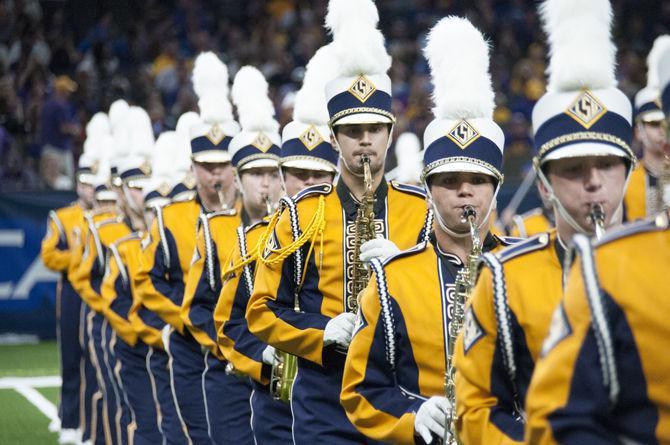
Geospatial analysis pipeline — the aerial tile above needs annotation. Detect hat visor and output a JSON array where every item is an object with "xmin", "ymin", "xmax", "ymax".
[
  {"xmin": 125, "ymin": 177, "xmax": 151, "ymax": 190},
  {"xmin": 239, "ymin": 158, "xmax": 280, "ymax": 172},
  {"xmin": 172, "ymin": 191, "xmax": 197, "ymax": 202},
  {"xmin": 192, "ymin": 151, "xmax": 232, "ymax": 164},
  {"xmin": 95, "ymin": 190, "xmax": 117, "ymax": 201},
  {"xmin": 541, "ymin": 142, "xmax": 631, "ymax": 163},
  {"xmin": 425, "ymin": 161, "xmax": 498, "ymax": 179},
  {"xmin": 281, "ymin": 158, "xmax": 337, "ymax": 173},
  {"xmin": 144, "ymin": 197, "xmax": 171, "ymax": 208},
  {"xmin": 77, "ymin": 173, "xmax": 96, "ymax": 185},
  {"xmin": 332, "ymin": 112, "xmax": 394, "ymax": 126},
  {"xmin": 638, "ymin": 110, "xmax": 666, "ymax": 123}
]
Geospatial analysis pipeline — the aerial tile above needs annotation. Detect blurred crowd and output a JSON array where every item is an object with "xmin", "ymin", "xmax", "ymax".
[{"xmin": 0, "ymin": 0, "xmax": 668, "ymax": 192}]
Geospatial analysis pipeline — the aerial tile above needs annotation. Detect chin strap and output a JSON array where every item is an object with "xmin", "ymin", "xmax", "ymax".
[
  {"xmin": 424, "ymin": 180, "xmax": 500, "ymax": 239},
  {"xmin": 533, "ymin": 158, "xmax": 633, "ymax": 236}
]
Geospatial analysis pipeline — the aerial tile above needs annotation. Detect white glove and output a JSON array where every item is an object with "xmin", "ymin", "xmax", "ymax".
[
  {"xmin": 323, "ymin": 313, "xmax": 357, "ymax": 348},
  {"xmin": 262, "ymin": 345, "xmax": 280, "ymax": 366},
  {"xmin": 161, "ymin": 325, "xmax": 172, "ymax": 349},
  {"xmin": 359, "ymin": 236, "xmax": 400, "ymax": 263},
  {"xmin": 414, "ymin": 396, "xmax": 452, "ymax": 444}
]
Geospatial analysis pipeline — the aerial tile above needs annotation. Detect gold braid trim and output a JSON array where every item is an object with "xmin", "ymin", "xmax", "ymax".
[{"xmin": 256, "ymin": 196, "xmax": 327, "ymax": 276}]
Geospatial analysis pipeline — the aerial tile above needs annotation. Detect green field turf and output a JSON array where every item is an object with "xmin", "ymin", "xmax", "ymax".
[
  {"xmin": 0, "ymin": 341, "xmax": 60, "ymax": 444},
  {"xmin": 0, "ymin": 340, "xmax": 59, "ymax": 377}
]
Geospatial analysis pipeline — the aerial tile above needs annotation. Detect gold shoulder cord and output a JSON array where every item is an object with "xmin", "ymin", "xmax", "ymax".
[{"xmin": 254, "ymin": 196, "xmax": 327, "ymax": 288}]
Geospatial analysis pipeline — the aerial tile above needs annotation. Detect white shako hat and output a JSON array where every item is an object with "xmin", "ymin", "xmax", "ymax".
[
  {"xmin": 635, "ymin": 36, "xmax": 670, "ymax": 123},
  {"xmin": 532, "ymin": 0, "xmax": 635, "ymax": 167},
  {"xmin": 78, "ymin": 112, "xmax": 111, "ymax": 185},
  {"xmin": 189, "ymin": 52, "xmax": 240, "ymax": 164},
  {"xmin": 421, "ymin": 16, "xmax": 504, "ymax": 185},
  {"xmin": 324, "ymin": 0, "xmax": 394, "ymax": 127},
  {"xmin": 116, "ymin": 106, "xmax": 154, "ymax": 189},
  {"xmin": 228, "ymin": 66, "xmax": 281, "ymax": 172},
  {"xmin": 281, "ymin": 44, "xmax": 339, "ymax": 173},
  {"xmin": 107, "ymin": 99, "xmax": 130, "ymax": 186}
]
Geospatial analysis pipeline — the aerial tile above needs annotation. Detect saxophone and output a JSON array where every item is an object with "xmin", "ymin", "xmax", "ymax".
[
  {"xmin": 588, "ymin": 203, "xmax": 606, "ymax": 240},
  {"xmin": 444, "ymin": 205, "xmax": 481, "ymax": 445},
  {"xmin": 349, "ymin": 154, "xmax": 377, "ymax": 313},
  {"xmin": 268, "ymin": 194, "xmax": 298, "ymax": 403},
  {"xmin": 270, "ymin": 292, "xmax": 299, "ymax": 402}
]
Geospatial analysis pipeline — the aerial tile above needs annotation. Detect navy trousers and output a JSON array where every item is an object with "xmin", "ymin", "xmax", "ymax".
[
  {"xmin": 249, "ymin": 382, "xmax": 293, "ymax": 444},
  {"xmin": 81, "ymin": 305, "xmax": 105, "ymax": 444},
  {"xmin": 147, "ymin": 346, "xmax": 189, "ymax": 444},
  {"xmin": 87, "ymin": 310, "xmax": 115, "ymax": 444},
  {"xmin": 202, "ymin": 351, "xmax": 253, "ymax": 445},
  {"xmin": 166, "ymin": 329, "xmax": 211, "ymax": 444},
  {"xmin": 291, "ymin": 351, "xmax": 381, "ymax": 444},
  {"xmin": 56, "ymin": 277, "xmax": 82, "ymax": 430},
  {"xmin": 114, "ymin": 338, "xmax": 163, "ymax": 445}
]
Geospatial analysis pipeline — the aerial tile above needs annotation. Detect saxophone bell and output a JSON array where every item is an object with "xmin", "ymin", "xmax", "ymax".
[{"xmin": 588, "ymin": 203, "xmax": 606, "ymax": 240}]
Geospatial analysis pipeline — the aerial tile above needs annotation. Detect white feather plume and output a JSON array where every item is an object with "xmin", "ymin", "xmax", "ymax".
[
  {"xmin": 175, "ymin": 111, "xmax": 200, "ymax": 171},
  {"xmin": 325, "ymin": 0, "xmax": 391, "ymax": 77},
  {"xmin": 108, "ymin": 99, "xmax": 129, "ymax": 132},
  {"xmin": 127, "ymin": 106, "xmax": 155, "ymax": 158},
  {"xmin": 192, "ymin": 52, "xmax": 234, "ymax": 124},
  {"xmin": 85, "ymin": 112, "xmax": 111, "ymax": 139},
  {"xmin": 424, "ymin": 16, "xmax": 494, "ymax": 119},
  {"xmin": 231, "ymin": 66, "xmax": 279, "ymax": 132},
  {"xmin": 152, "ymin": 131, "xmax": 179, "ymax": 179},
  {"xmin": 293, "ymin": 44, "xmax": 339, "ymax": 125},
  {"xmin": 647, "ymin": 35, "xmax": 670, "ymax": 88},
  {"xmin": 541, "ymin": 0, "xmax": 617, "ymax": 91}
]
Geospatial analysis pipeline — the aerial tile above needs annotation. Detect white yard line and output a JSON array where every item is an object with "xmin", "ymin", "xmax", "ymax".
[
  {"xmin": 0, "ymin": 375, "xmax": 61, "ymax": 389},
  {"xmin": 0, "ymin": 376, "xmax": 61, "ymax": 422},
  {"xmin": 13, "ymin": 384, "xmax": 59, "ymax": 423}
]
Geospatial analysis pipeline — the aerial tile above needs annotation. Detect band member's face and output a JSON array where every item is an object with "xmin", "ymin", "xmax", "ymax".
[
  {"xmin": 635, "ymin": 120, "xmax": 668, "ymax": 157},
  {"xmin": 282, "ymin": 167, "xmax": 334, "ymax": 197},
  {"xmin": 541, "ymin": 155, "xmax": 627, "ymax": 231},
  {"xmin": 429, "ymin": 171, "xmax": 496, "ymax": 232},
  {"xmin": 192, "ymin": 161, "xmax": 235, "ymax": 196},
  {"xmin": 332, "ymin": 123, "xmax": 390, "ymax": 175},
  {"xmin": 124, "ymin": 186, "xmax": 145, "ymax": 214},
  {"xmin": 239, "ymin": 167, "xmax": 282, "ymax": 213},
  {"xmin": 76, "ymin": 182, "xmax": 95, "ymax": 209}
]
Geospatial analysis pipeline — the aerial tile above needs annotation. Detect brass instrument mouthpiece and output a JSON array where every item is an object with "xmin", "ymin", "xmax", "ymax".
[
  {"xmin": 360, "ymin": 153, "xmax": 371, "ymax": 165},
  {"xmin": 461, "ymin": 205, "xmax": 477, "ymax": 223},
  {"xmin": 588, "ymin": 203, "xmax": 606, "ymax": 239}
]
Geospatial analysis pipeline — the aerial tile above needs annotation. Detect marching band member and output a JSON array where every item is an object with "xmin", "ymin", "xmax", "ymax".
[
  {"xmin": 214, "ymin": 44, "xmax": 338, "ymax": 443},
  {"xmin": 133, "ymin": 51, "xmax": 239, "ymax": 443},
  {"xmin": 100, "ymin": 107, "xmax": 164, "ymax": 444},
  {"xmin": 454, "ymin": 1, "xmax": 637, "ymax": 443},
  {"xmin": 340, "ymin": 17, "xmax": 518, "ymax": 444},
  {"xmin": 40, "ymin": 114, "xmax": 101, "ymax": 445},
  {"xmin": 126, "ymin": 130, "xmax": 184, "ymax": 444},
  {"xmin": 246, "ymin": 0, "xmax": 432, "ymax": 442},
  {"xmin": 181, "ymin": 63, "xmax": 277, "ymax": 444},
  {"xmin": 524, "ymin": 45, "xmax": 670, "ymax": 444},
  {"xmin": 625, "ymin": 35, "xmax": 670, "ymax": 220},
  {"xmin": 71, "ymin": 100, "xmax": 132, "ymax": 445}
]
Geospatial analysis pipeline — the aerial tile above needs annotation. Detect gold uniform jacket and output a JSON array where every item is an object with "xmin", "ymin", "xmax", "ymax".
[
  {"xmin": 525, "ymin": 213, "xmax": 670, "ymax": 445},
  {"xmin": 71, "ymin": 210, "xmax": 131, "ymax": 314},
  {"xmin": 126, "ymin": 233, "xmax": 165, "ymax": 350},
  {"xmin": 341, "ymin": 234, "xmax": 518, "ymax": 444},
  {"xmin": 41, "ymin": 203, "xmax": 85, "ymax": 273},
  {"xmin": 181, "ymin": 209, "xmax": 242, "ymax": 356},
  {"xmin": 133, "ymin": 200, "xmax": 201, "ymax": 334},
  {"xmin": 624, "ymin": 162, "xmax": 663, "ymax": 221},
  {"xmin": 509, "ymin": 208, "xmax": 553, "ymax": 238},
  {"xmin": 215, "ymin": 220, "xmax": 269, "ymax": 384},
  {"xmin": 455, "ymin": 230, "xmax": 565, "ymax": 445},
  {"xmin": 247, "ymin": 180, "xmax": 432, "ymax": 367},
  {"xmin": 101, "ymin": 232, "xmax": 146, "ymax": 347}
]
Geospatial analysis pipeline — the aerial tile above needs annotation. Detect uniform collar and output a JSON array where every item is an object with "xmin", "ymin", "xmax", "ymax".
[{"xmin": 336, "ymin": 177, "xmax": 388, "ymax": 219}]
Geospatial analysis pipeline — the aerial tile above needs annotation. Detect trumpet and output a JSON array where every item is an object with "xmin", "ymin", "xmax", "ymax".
[
  {"xmin": 444, "ymin": 205, "xmax": 481, "ymax": 445},
  {"xmin": 588, "ymin": 203, "xmax": 606, "ymax": 240}
]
